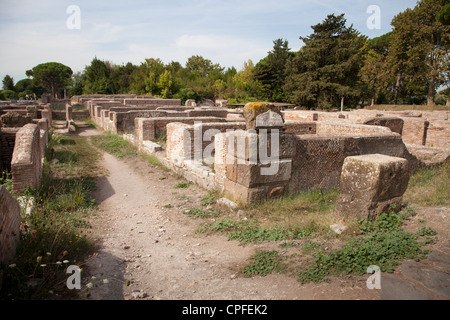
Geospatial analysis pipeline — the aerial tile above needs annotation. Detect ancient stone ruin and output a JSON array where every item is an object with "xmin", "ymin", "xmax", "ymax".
[
  {"xmin": 78, "ymin": 95, "xmax": 449, "ymax": 214},
  {"xmin": 1, "ymin": 94, "xmax": 449, "ymax": 271}
]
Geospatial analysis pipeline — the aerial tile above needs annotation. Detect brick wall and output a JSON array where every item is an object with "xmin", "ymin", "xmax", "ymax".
[
  {"xmin": 11, "ymin": 124, "xmax": 42, "ymax": 194},
  {"xmin": 0, "ymin": 186, "xmax": 21, "ymax": 273}
]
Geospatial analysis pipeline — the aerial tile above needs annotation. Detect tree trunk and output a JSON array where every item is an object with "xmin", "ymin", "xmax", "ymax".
[
  {"xmin": 394, "ymin": 72, "xmax": 402, "ymax": 105},
  {"xmin": 446, "ymin": 98, "xmax": 450, "ymax": 107},
  {"xmin": 371, "ymin": 89, "xmax": 376, "ymax": 107},
  {"xmin": 427, "ymin": 75, "xmax": 435, "ymax": 107}
]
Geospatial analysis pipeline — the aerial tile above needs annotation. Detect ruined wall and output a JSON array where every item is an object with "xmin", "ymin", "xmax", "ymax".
[
  {"xmin": 11, "ymin": 124, "xmax": 42, "ymax": 194},
  {"xmin": 123, "ymin": 98, "xmax": 181, "ymax": 106},
  {"xmin": 134, "ymin": 117, "xmax": 227, "ymax": 148},
  {"xmin": 0, "ymin": 185, "xmax": 21, "ymax": 267},
  {"xmin": 0, "ymin": 127, "xmax": 19, "ymax": 173},
  {"xmin": 289, "ymin": 133, "xmax": 416, "ymax": 194}
]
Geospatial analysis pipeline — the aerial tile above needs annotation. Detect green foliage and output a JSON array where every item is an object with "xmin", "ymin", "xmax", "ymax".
[
  {"xmin": 174, "ymin": 181, "xmax": 193, "ymax": 189},
  {"xmin": 183, "ymin": 207, "xmax": 220, "ymax": 219},
  {"xmin": 200, "ymin": 191, "xmax": 217, "ymax": 206},
  {"xmin": 0, "ymin": 171, "xmax": 13, "ymax": 193},
  {"xmin": 284, "ymin": 14, "xmax": 367, "ymax": 109},
  {"xmin": 210, "ymin": 218, "xmax": 314, "ymax": 244},
  {"xmin": 253, "ymin": 39, "xmax": 293, "ymax": 102},
  {"xmin": 297, "ymin": 207, "xmax": 437, "ymax": 284},
  {"xmin": 2, "ymin": 74, "xmax": 15, "ymax": 91},
  {"xmin": 0, "ymin": 89, "xmax": 17, "ymax": 100},
  {"xmin": 242, "ymin": 250, "xmax": 287, "ymax": 277},
  {"xmin": 82, "ymin": 57, "xmax": 114, "ymax": 94}
]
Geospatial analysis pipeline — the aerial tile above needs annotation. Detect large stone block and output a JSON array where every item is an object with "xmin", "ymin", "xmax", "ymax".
[
  {"xmin": 336, "ymin": 154, "xmax": 410, "ymax": 221},
  {"xmin": 226, "ymin": 159, "xmax": 292, "ymax": 187}
]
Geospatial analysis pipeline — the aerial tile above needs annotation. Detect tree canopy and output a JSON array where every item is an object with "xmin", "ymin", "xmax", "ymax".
[
  {"xmin": 26, "ymin": 62, "xmax": 73, "ymax": 98},
  {"xmin": 284, "ymin": 14, "xmax": 367, "ymax": 109}
]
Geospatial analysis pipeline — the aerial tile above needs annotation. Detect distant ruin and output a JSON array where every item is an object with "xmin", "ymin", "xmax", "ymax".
[{"xmin": 78, "ymin": 95, "xmax": 449, "ymax": 208}]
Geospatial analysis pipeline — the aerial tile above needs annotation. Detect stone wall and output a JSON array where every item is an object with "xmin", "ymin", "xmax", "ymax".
[
  {"xmin": 134, "ymin": 117, "xmax": 227, "ymax": 148},
  {"xmin": 11, "ymin": 124, "xmax": 42, "ymax": 194}
]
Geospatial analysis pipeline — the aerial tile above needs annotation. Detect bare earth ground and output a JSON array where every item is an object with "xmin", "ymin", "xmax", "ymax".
[{"xmin": 75, "ymin": 124, "xmax": 448, "ymax": 301}]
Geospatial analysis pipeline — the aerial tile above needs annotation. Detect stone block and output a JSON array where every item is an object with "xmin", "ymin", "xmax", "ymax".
[
  {"xmin": 226, "ymin": 159, "xmax": 292, "ymax": 188},
  {"xmin": 243, "ymin": 102, "xmax": 284, "ymax": 130},
  {"xmin": 223, "ymin": 178, "xmax": 267, "ymax": 204},
  {"xmin": 363, "ymin": 117, "xmax": 404, "ymax": 135},
  {"xmin": 336, "ymin": 154, "xmax": 410, "ymax": 221}
]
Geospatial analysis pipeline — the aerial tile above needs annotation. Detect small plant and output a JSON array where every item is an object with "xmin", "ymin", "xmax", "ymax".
[
  {"xmin": 0, "ymin": 171, "xmax": 13, "ymax": 193},
  {"xmin": 279, "ymin": 242, "xmax": 298, "ymax": 248},
  {"xmin": 174, "ymin": 181, "xmax": 193, "ymax": 189},
  {"xmin": 200, "ymin": 191, "xmax": 217, "ymax": 206},
  {"xmin": 242, "ymin": 250, "xmax": 287, "ymax": 277},
  {"xmin": 183, "ymin": 207, "xmax": 220, "ymax": 219}
]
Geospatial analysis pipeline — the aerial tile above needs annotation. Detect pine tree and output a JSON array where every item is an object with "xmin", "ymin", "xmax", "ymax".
[{"xmin": 284, "ymin": 14, "xmax": 366, "ymax": 109}]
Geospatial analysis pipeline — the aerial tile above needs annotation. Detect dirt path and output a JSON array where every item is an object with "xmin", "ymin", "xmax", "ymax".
[{"xmin": 76, "ymin": 125, "xmax": 379, "ymax": 301}]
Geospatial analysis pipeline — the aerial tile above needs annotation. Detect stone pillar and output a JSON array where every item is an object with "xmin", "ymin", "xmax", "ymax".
[
  {"xmin": 220, "ymin": 103, "xmax": 295, "ymax": 204},
  {"xmin": 336, "ymin": 154, "xmax": 410, "ymax": 221},
  {"xmin": 11, "ymin": 124, "xmax": 42, "ymax": 194}
]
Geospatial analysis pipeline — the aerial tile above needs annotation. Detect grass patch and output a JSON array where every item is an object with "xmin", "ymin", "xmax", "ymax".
[
  {"xmin": 208, "ymin": 218, "xmax": 315, "ymax": 244},
  {"xmin": 404, "ymin": 162, "xmax": 450, "ymax": 206},
  {"xmin": 297, "ymin": 206, "xmax": 436, "ymax": 284},
  {"xmin": 140, "ymin": 152, "xmax": 171, "ymax": 172},
  {"xmin": 174, "ymin": 181, "xmax": 193, "ymax": 189},
  {"xmin": 91, "ymin": 134, "xmax": 137, "ymax": 159},
  {"xmin": 200, "ymin": 191, "xmax": 218, "ymax": 207},
  {"xmin": 183, "ymin": 207, "xmax": 220, "ymax": 219}
]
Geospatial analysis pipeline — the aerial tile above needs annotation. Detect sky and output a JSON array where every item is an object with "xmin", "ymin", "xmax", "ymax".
[{"xmin": 0, "ymin": 0, "xmax": 417, "ymax": 84}]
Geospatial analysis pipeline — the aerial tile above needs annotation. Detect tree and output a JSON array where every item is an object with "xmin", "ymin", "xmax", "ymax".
[
  {"xmin": 284, "ymin": 14, "xmax": 367, "ymax": 109},
  {"xmin": 82, "ymin": 57, "xmax": 114, "ymax": 94},
  {"xmin": 26, "ymin": 62, "xmax": 73, "ymax": 98},
  {"xmin": 157, "ymin": 70, "xmax": 175, "ymax": 98},
  {"xmin": 2, "ymin": 75, "xmax": 15, "ymax": 91},
  {"xmin": 185, "ymin": 55, "xmax": 223, "ymax": 79},
  {"xmin": 388, "ymin": 0, "xmax": 449, "ymax": 106},
  {"xmin": 360, "ymin": 33, "xmax": 392, "ymax": 106},
  {"xmin": 253, "ymin": 39, "xmax": 293, "ymax": 102},
  {"xmin": 143, "ymin": 58, "xmax": 165, "ymax": 96},
  {"xmin": 110, "ymin": 62, "xmax": 137, "ymax": 94}
]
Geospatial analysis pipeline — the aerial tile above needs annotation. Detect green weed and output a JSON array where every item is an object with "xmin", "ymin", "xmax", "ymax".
[
  {"xmin": 174, "ymin": 181, "xmax": 193, "ymax": 189},
  {"xmin": 242, "ymin": 250, "xmax": 287, "ymax": 277},
  {"xmin": 297, "ymin": 207, "xmax": 437, "ymax": 285}
]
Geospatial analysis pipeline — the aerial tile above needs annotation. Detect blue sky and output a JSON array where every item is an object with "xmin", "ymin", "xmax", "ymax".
[{"xmin": 0, "ymin": 0, "xmax": 417, "ymax": 83}]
